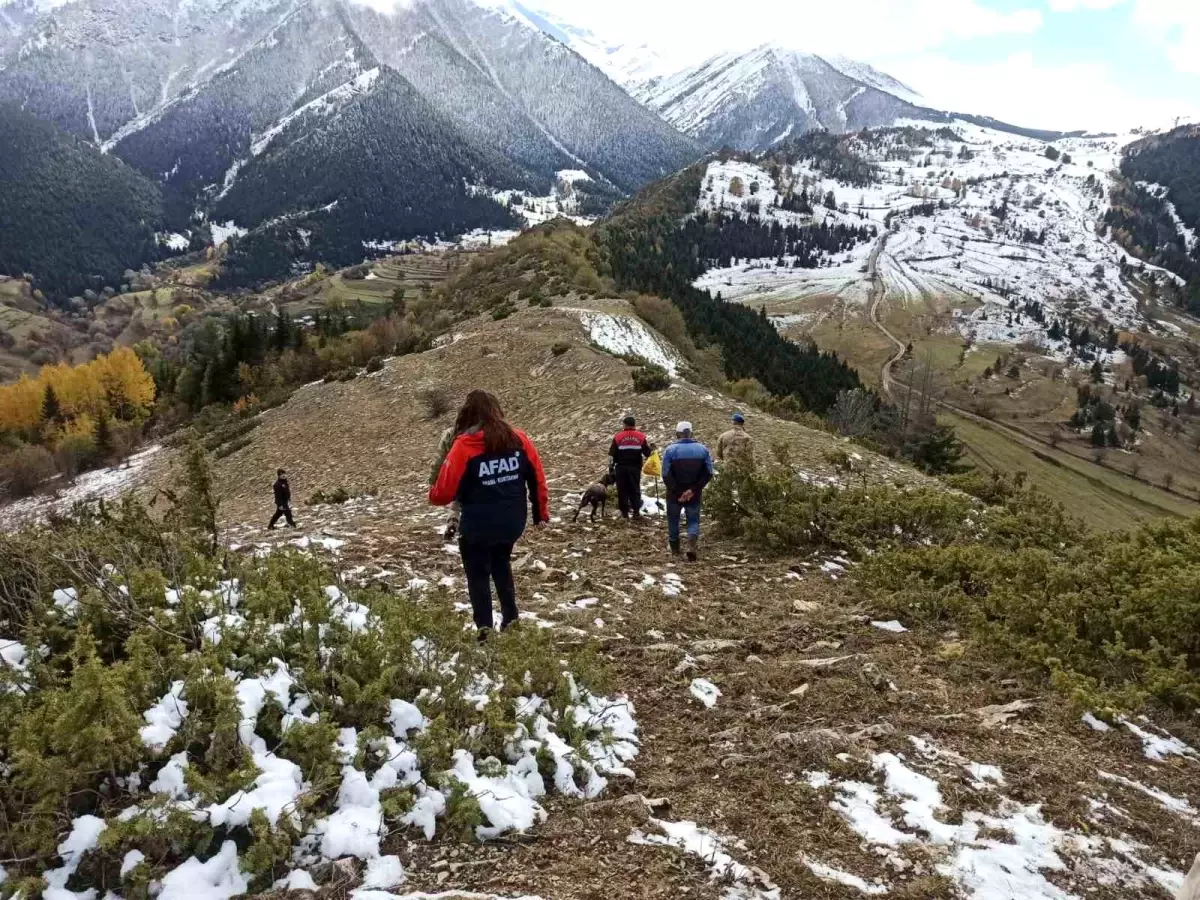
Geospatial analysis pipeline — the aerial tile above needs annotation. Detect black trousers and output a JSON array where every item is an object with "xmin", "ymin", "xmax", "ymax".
[
  {"xmin": 459, "ymin": 540, "xmax": 518, "ymax": 631},
  {"xmin": 615, "ymin": 465, "xmax": 643, "ymax": 517},
  {"xmin": 269, "ymin": 505, "xmax": 296, "ymax": 528}
]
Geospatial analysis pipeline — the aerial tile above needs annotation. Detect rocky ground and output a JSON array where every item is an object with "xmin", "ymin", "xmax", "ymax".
[{"xmin": 16, "ymin": 300, "xmax": 1199, "ymax": 899}]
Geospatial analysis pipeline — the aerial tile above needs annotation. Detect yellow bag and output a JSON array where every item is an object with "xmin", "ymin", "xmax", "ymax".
[{"xmin": 643, "ymin": 450, "xmax": 662, "ymax": 478}]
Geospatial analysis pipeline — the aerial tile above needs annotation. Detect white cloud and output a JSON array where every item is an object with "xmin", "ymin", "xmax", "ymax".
[
  {"xmin": 1047, "ymin": 0, "xmax": 1124, "ymax": 11},
  {"xmin": 532, "ymin": 0, "xmax": 1042, "ymax": 69},
  {"xmin": 888, "ymin": 50, "xmax": 1200, "ymax": 131},
  {"xmin": 1130, "ymin": 0, "xmax": 1200, "ymax": 74}
]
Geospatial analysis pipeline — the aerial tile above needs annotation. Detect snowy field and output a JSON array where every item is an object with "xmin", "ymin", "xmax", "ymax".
[
  {"xmin": 0, "ymin": 445, "xmax": 162, "ymax": 532},
  {"xmin": 563, "ymin": 309, "xmax": 685, "ymax": 375},
  {"xmin": 690, "ymin": 120, "xmax": 1185, "ymax": 367}
]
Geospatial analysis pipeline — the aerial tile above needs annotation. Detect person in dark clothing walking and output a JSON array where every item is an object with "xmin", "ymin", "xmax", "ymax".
[
  {"xmin": 661, "ymin": 422, "xmax": 713, "ymax": 561},
  {"xmin": 609, "ymin": 415, "xmax": 654, "ymax": 519},
  {"xmin": 269, "ymin": 469, "xmax": 297, "ymax": 529},
  {"xmin": 430, "ymin": 391, "xmax": 550, "ymax": 640}
]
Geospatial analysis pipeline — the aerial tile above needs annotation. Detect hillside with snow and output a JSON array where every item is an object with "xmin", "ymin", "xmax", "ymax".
[
  {"xmin": 633, "ymin": 44, "xmax": 932, "ymax": 151},
  {"xmin": 693, "ymin": 122, "xmax": 1182, "ymax": 364}
]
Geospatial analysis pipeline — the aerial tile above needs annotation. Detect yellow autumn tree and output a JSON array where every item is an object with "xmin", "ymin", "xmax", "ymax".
[
  {"xmin": 0, "ymin": 347, "xmax": 156, "ymax": 438},
  {"xmin": 0, "ymin": 374, "xmax": 44, "ymax": 435}
]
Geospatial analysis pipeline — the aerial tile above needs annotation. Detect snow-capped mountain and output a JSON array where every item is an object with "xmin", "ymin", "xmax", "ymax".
[
  {"xmin": 507, "ymin": 2, "xmax": 671, "ymax": 87},
  {"xmin": 0, "ymin": 0, "xmax": 698, "ymax": 193},
  {"xmin": 0, "ymin": 0, "xmax": 699, "ymax": 282},
  {"xmin": 634, "ymin": 44, "xmax": 931, "ymax": 151}
]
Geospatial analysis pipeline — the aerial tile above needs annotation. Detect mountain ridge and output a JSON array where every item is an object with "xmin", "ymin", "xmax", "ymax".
[{"xmin": 631, "ymin": 44, "xmax": 932, "ymax": 151}]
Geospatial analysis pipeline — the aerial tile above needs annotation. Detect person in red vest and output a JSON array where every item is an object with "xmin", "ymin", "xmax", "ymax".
[
  {"xmin": 430, "ymin": 391, "xmax": 550, "ymax": 640},
  {"xmin": 608, "ymin": 415, "xmax": 654, "ymax": 519}
]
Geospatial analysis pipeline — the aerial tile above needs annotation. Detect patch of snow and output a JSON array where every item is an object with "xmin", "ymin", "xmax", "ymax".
[
  {"xmin": 362, "ymin": 855, "xmax": 405, "ymax": 890},
  {"xmin": 871, "ymin": 620, "xmax": 907, "ymax": 633},
  {"xmin": 568, "ymin": 309, "xmax": 682, "ymax": 376},
  {"xmin": 278, "ymin": 869, "xmax": 318, "ymax": 891},
  {"xmin": 802, "ymin": 856, "xmax": 888, "ymax": 895},
  {"xmin": 629, "ymin": 818, "xmax": 780, "ymax": 899},
  {"xmin": 1098, "ymin": 770, "xmax": 1199, "ymax": 822},
  {"xmin": 210, "ymin": 221, "xmax": 248, "ymax": 246},
  {"xmin": 120, "ymin": 849, "xmax": 146, "ymax": 877},
  {"xmin": 0, "ymin": 445, "xmax": 162, "ymax": 531},
  {"xmin": 689, "ymin": 677, "xmax": 721, "ymax": 708},
  {"xmin": 140, "ymin": 680, "xmax": 188, "ymax": 752},
  {"xmin": 1082, "ymin": 712, "xmax": 1112, "ymax": 732},
  {"xmin": 43, "ymin": 814, "xmax": 106, "ymax": 894},
  {"xmin": 252, "ymin": 68, "xmax": 381, "ymax": 157},
  {"xmin": 52, "ymin": 587, "xmax": 78, "ymax": 615},
  {"xmin": 158, "ymin": 840, "xmax": 247, "ymax": 900},
  {"xmin": 1121, "ymin": 717, "xmax": 1199, "ymax": 762}
]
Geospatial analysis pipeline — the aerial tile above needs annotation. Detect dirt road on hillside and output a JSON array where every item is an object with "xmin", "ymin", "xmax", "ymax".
[{"xmin": 867, "ymin": 230, "xmax": 908, "ymax": 399}]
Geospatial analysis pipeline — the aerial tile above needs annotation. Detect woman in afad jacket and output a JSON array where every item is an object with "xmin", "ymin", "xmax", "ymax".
[{"xmin": 429, "ymin": 390, "xmax": 550, "ymax": 639}]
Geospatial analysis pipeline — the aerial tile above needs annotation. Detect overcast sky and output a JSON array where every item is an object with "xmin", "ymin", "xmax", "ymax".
[{"xmin": 525, "ymin": 0, "xmax": 1200, "ymax": 132}]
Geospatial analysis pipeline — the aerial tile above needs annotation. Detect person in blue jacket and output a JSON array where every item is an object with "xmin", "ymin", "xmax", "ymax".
[{"xmin": 661, "ymin": 421, "xmax": 714, "ymax": 561}]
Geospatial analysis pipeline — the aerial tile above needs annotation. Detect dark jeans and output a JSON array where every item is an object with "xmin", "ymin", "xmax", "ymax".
[
  {"xmin": 666, "ymin": 498, "xmax": 702, "ymax": 543},
  {"xmin": 269, "ymin": 505, "xmax": 296, "ymax": 528},
  {"xmin": 459, "ymin": 540, "xmax": 518, "ymax": 631},
  {"xmin": 615, "ymin": 466, "xmax": 643, "ymax": 517}
]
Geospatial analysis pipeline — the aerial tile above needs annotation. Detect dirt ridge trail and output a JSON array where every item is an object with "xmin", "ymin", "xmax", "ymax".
[
  {"xmin": 195, "ymin": 303, "xmax": 1200, "ymax": 899},
  {"xmin": 868, "ymin": 231, "xmax": 908, "ymax": 400}
]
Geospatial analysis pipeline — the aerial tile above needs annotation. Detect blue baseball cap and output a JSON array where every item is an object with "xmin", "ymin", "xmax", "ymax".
[{"xmin": 732, "ymin": 412, "xmax": 746, "ymax": 424}]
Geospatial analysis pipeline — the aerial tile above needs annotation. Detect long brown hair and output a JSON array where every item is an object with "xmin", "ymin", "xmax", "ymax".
[{"xmin": 455, "ymin": 390, "xmax": 520, "ymax": 453}]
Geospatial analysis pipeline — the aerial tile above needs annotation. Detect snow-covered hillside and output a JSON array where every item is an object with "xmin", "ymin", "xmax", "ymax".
[
  {"xmin": 634, "ymin": 44, "xmax": 930, "ymax": 151},
  {"xmin": 509, "ymin": 2, "xmax": 670, "ymax": 87},
  {"xmin": 693, "ymin": 121, "xmax": 1178, "ymax": 367}
]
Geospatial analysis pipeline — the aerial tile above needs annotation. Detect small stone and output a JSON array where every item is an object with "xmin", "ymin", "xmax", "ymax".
[
  {"xmin": 789, "ymin": 684, "xmax": 811, "ymax": 698},
  {"xmin": 745, "ymin": 654, "xmax": 765, "ymax": 664},
  {"xmin": 436, "ymin": 871, "xmax": 450, "ymax": 885},
  {"xmin": 792, "ymin": 599, "xmax": 821, "ymax": 613}
]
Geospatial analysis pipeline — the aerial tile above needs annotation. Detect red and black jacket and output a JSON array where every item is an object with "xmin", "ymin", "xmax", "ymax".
[
  {"xmin": 609, "ymin": 428, "xmax": 654, "ymax": 469},
  {"xmin": 430, "ymin": 429, "xmax": 550, "ymax": 544}
]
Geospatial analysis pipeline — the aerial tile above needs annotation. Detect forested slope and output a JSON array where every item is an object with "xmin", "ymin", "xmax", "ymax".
[{"xmin": 0, "ymin": 107, "xmax": 166, "ymax": 301}]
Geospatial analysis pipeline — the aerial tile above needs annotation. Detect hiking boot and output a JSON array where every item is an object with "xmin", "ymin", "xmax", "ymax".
[
  {"xmin": 445, "ymin": 521, "xmax": 458, "ymax": 542},
  {"xmin": 477, "ymin": 627, "xmax": 493, "ymax": 644},
  {"xmin": 669, "ymin": 539, "xmax": 681, "ymax": 556},
  {"xmin": 686, "ymin": 536, "xmax": 699, "ymax": 562},
  {"xmin": 500, "ymin": 619, "xmax": 519, "ymax": 633}
]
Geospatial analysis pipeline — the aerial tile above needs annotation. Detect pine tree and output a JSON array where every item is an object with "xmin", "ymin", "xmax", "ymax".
[
  {"xmin": 1091, "ymin": 423, "xmax": 1107, "ymax": 447},
  {"xmin": 41, "ymin": 384, "xmax": 63, "ymax": 428},
  {"xmin": 94, "ymin": 411, "xmax": 114, "ymax": 461}
]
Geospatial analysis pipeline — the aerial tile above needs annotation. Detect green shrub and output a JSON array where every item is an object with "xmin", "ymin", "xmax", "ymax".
[
  {"xmin": 708, "ymin": 468, "xmax": 974, "ymax": 557},
  {"xmin": 632, "ymin": 364, "xmax": 671, "ymax": 394},
  {"xmin": 863, "ymin": 517, "xmax": 1200, "ymax": 713},
  {"xmin": 0, "ymin": 451, "xmax": 635, "ymax": 891}
]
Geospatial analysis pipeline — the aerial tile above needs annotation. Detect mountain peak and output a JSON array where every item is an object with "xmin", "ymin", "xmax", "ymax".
[{"xmin": 633, "ymin": 43, "xmax": 930, "ymax": 150}]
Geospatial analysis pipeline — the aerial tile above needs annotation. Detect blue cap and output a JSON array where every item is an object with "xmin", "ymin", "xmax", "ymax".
[{"xmin": 732, "ymin": 412, "xmax": 745, "ymax": 424}]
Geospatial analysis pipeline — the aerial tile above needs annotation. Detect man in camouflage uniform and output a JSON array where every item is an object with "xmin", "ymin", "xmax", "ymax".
[{"xmin": 716, "ymin": 412, "xmax": 756, "ymax": 472}]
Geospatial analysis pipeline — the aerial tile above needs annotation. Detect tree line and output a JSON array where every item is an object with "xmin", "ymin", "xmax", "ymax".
[
  {"xmin": 681, "ymin": 212, "xmax": 876, "ymax": 271},
  {"xmin": 0, "ymin": 348, "xmax": 157, "ymax": 495}
]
